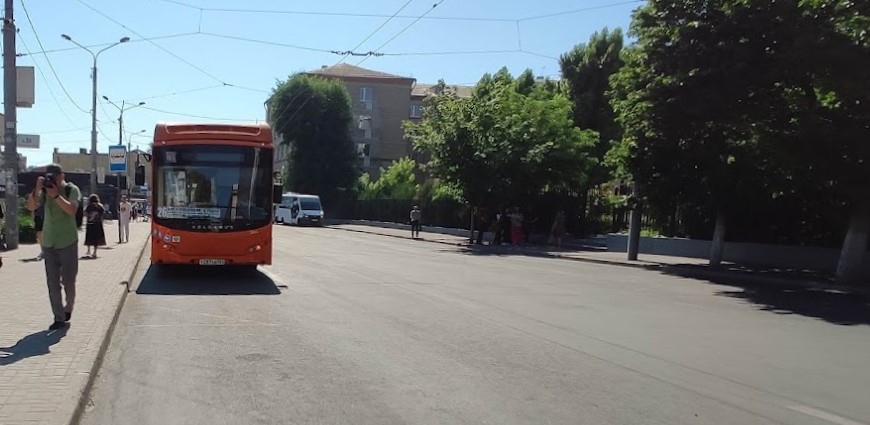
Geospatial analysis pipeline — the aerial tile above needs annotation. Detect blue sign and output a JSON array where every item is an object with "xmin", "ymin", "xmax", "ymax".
[{"xmin": 109, "ymin": 145, "xmax": 127, "ymax": 173}]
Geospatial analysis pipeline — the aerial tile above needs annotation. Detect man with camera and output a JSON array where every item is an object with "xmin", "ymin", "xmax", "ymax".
[{"xmin": 26, "ymin": 164, "xmax": 82, "ymax": 331}]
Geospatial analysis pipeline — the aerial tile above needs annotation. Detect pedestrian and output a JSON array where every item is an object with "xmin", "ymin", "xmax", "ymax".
[
  {"xmin": 25, "ymin": 164, "xmax": 82, "ymax": 331},
  {"xmin": 118, "ymin": 195, "xmax": 132, "ymax": 243},
  {"xmin": 549, "ymin": 210, "xmax": 566, "ymax": 248},
  {"xmin": 410, "ymin": 205, "xmax": 422, "ymax": 239},
  {"xmin": 84, "ymin": 194, "xmax": 107, "ymax": 259}
]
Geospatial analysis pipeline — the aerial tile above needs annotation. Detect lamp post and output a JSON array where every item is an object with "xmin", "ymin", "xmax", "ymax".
[
  {"xmin": 60, "ymin": 34, "xmax": 130, "ymax": 195},
  {"xmin": 103, "ymin": 97, "xmax": 144, "ymax": 243}
]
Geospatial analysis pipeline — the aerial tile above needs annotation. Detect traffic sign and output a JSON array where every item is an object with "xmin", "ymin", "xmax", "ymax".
[
  {"xmin": 17, "ymin": 134, "xmax": 39, "ymax": 149},
  {"xmin": 109, "ymin": 145, "xmax": 127, "ymax": 173}
]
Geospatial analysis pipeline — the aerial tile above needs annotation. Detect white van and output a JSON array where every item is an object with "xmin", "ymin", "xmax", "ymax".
[{"xmin": 274, "ymin": 192, "xmax": 324, "ymax": 226}]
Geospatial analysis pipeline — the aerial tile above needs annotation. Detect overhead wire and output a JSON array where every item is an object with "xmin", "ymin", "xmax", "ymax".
[
  {"xmin": 199, "ymin": 32, "xmax": 337, "ymax": 54},
  {"xmin": 335, "ymin": 0, "xmax": 415, "ymax": 65},
  {"xmin": 140, "ymin": 105, "xmax": 258, "ymax": 122},
  {"xmin": 357, "ymin": 0, "xmax": 449, "ymax": 66},
  {"xmin": 518, "ymin": 0, "xmax": 645, "ymax": 21},
  {"xmin": 125, "ymin": 84, "xmax": 228, "ymax": 102},
  {"xmin": 17, "ymin": 34, "xmax": 79, "ymax": 127},
  {"xmin": 152, "ymin": 0, "xmax": 514, "ymax": 22},
  {"xmin": 74, "ymin": 0, "xmax": 226, "ymax": 85},
  {"xmin": 19, "ymin": 0, "xmax": 91, "ymax": 114},
  {"xmin": 32, "ymin": 126, "xmax": 91, "ymax": 135},
  {"xmin": 17, "ymin": 32, "xmax": 200, "ymax": 57}
]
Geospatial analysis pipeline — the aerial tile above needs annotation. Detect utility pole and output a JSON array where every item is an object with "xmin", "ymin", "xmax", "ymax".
[
  {"xmin": 3, "ymin": 0, "xmax": 19, "ymax": 249},
  {"xmin": 117, "ymin": 106, "xmax": 123, "ymax": 243}
]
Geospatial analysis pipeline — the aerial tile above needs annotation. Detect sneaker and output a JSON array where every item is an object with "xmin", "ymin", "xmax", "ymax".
[{"xmin": 49, "ymin": 321, "xmax": 67, "ymax": 331}]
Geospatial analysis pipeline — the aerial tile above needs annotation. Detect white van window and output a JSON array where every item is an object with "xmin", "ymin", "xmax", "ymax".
[{"xmin": 300, "ymin": 198, "xmax": 321, "ymax": 211}]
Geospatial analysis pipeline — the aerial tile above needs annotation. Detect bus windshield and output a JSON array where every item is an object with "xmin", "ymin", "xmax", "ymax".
[{"xmin": 154, "ymin": 144, "xmax": 272, "ymax": 232}]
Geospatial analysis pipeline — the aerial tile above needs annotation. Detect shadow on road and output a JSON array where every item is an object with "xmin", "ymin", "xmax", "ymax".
[
  {"xmin": 454, "ymin": 245, "xmax": 870, "ymax": 326},
  {"xmin": 447, "ymin": 243, "xmax": 607, "ymax": 259},
  {"xmin": 662, "ymin": 266, "xmax": 870, "ymax": 326},
  {"xmin": 0, "ymin": 328, "xmax": 68, "ymax": 365},
  {"xmin": 714, "ymin": 285, "xmax": 870, "ymax": 326},
  {"xmin": 136, "ymin": 265, "xmax": 281, "ymax": 296}
]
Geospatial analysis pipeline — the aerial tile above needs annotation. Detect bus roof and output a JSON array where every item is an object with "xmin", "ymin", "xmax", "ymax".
[{"xmin": 154, "ymin": 122, "xmax": 272, "ymax": 144}]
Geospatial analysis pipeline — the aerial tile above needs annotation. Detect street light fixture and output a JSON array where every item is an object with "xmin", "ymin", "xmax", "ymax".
[
  {"xmin": 60, "ymin": 33, "xmax": 130, "ymax": 194},
  {"xmin": 127, "ymin": 129, "xmax": 146, "ymax": 145},
  {"xmin": 102, "ymin": 96, "xmax": 146, "ymax": 148}
]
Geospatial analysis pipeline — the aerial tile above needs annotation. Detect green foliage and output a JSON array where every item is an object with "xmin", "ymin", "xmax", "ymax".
[
  {"xmin": 357, "ymin": 157, "xmax": 419, "ymax": 200},
  {"xmin": 406, "ymin": 68, "xmax": 597, "ymax": 207},
  {"xmin": 607, "ymin": 0, "xmax": 869, "ymax": 246},
  {"xmin": 17, "ymin": 200, "xmax": 36, "ymax": 243},
  {"xmin": 269, "ymin": 73, "xmax": 359, "ymax": 203},
  {"xmin": 560, "ymin": 27, "xmax": 625, "ymax": 187}
]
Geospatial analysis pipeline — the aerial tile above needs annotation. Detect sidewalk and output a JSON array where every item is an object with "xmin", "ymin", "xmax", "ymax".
[
  {"xmin": 0, "ymin": 221, "xmax": 150, "ymax": 425},
  {"xmin": 328, "ymin": 223, "xmax": 869, "ymax": 294}
]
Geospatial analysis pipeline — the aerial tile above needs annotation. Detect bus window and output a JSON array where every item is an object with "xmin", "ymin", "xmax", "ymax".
[{"xmin": 154, "ymin": 145, "xmax": 271, "ymax": 231}]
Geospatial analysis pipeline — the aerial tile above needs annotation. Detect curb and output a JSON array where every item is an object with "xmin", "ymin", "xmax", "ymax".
[
  {"xmin": 68, "ymin": 234, "xmax": 150, "ymax": 425},
  {"xmin": 328, "ymin": 225, "xmax": 870, "ymax": 296},
  {"xmin": 326, "ymin": 225, "xmax": 468, "ymax": 247}
]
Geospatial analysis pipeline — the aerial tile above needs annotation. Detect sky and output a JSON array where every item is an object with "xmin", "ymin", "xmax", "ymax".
[{"xmin": 5, "ymin": 0, "xmax": 641, "ymax": 167}]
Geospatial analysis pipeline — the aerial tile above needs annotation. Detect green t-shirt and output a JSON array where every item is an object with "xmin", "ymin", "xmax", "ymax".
[{"xmin": 39, "ymin": 182, "xmax": 81, "ymax": 249}]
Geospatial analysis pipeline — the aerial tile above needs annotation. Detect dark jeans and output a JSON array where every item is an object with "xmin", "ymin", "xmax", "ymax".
[
  {"xmin": 411, "ymin": 220, "xmax": 421, "ymax": 235},
  {"xmin": 43, "ymin": 242, "xmax": 78, "ymax": 322}
]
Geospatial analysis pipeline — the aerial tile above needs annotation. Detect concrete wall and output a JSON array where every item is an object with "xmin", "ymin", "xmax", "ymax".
[{"xmin": 607, "ymin": 234, "xmax": 870, "ymax": 275}]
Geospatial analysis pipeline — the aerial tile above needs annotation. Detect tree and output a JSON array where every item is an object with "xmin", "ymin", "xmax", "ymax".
[
  {"xmin": 357, "ymin": 157, "xmax": 419, "ymax": 200},
  {"xmin": 269, "ymin": 74, "xmax": 359, "ymax": 206},
  {"xmin": 610, "ymin": 1, "xmax": 796, "ymax": 266},
  {"xmin": 406, "ymin": 68, "xmax": 597, "ymax": 209},
  {"xmin": 559, "ymin": 27, "xmax": 625, "ymax": 186},
  {"xmin": 610, "ymin": 0, "xmax": 870, "ymax": 279}
]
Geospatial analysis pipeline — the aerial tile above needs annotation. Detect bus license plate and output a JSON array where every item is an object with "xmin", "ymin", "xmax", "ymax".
[{"xmin": 198, "ymin": 259, "xmax": 225, "ymax": 266}]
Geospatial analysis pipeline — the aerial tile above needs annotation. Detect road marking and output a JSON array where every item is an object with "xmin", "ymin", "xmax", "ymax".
[
  {"xmin": 258, "ymin": 266, "xmax": 290, "ymax": 290},
  {"xmin": 788, "ymin": 405, "xmax": 867, "ymax": 425}
]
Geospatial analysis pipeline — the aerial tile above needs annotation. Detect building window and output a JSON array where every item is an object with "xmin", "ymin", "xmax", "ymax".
[
  {"xmin": 360, "ymin": 87, "xmax": 373, "ymax": 102},
  {"xmin": 410, "ymin": 104, "xmax": 424, "ymax": 118},
  {"xmin": 358, "ymin": 128, "xmax": 371, "ymax": 139}
]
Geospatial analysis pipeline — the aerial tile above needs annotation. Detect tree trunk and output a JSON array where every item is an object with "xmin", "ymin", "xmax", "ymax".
[
  {"xmin": 627, "ymin": 183, "xmax": 641, "ymax": 261},
  {"xmin": 835, "ymin": 201, "xmax": 870, "ymax": 284},
  {"xmin": 709, "ymin": 211, "xmax": 726, "ymax": 267}
]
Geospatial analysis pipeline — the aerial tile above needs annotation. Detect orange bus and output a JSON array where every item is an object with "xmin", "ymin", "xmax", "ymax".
[{"xmin": 148, "ymin": 122, "xmax": 280, "ymax": 269}]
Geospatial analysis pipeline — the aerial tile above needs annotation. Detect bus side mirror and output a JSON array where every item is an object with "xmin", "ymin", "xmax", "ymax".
[
  {"xmin": 134, "ymin": 165, "xmax": 146, "ymax": 186},
  {"xmin": 272, "ymin": 184, "xmax": 282, "ymax": 204}
]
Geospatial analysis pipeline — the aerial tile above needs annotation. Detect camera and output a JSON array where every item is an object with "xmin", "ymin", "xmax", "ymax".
[{"xmin": 43, "ymin": 173, "xmax": 55, "ymax": 189}]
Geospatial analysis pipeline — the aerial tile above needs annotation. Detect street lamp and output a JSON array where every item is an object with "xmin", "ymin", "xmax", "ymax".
[
  {"xmin": 102, "ymin": 97, "xmax": 144, "ymax": 243},
  {"xmin": 60, "ymin": 34, "xmax": 130, "ymax": 195},
  {"xmin": 102, "ymin": 96, "xmax": 145, "ymax": 148},
  {"xmin": 127, "ymin": 129, "xmax": 146, "ymax": 146}
]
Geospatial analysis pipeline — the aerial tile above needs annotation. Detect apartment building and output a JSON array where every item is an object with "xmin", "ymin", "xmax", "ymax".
[{"xmin": 267, "ymin": 64, "xmax": 473, "ymax": 179}]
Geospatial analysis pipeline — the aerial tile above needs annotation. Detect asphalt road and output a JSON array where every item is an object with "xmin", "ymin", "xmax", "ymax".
[{"xmin": 79, "ymin": 225, "xmax": 870, "ymax": 425}]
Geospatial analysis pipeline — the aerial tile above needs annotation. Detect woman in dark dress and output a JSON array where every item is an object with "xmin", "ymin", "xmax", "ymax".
[{"xmin": 84, "ymin": 194, "xmax": 106, "ymax": 258}]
